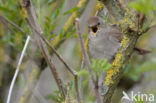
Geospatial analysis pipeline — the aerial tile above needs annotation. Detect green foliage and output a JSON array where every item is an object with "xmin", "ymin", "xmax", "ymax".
[
  {"xmin": 91, "ymin": 58, "xmax": 111, "ymax": 76},
  {"xmin": 46, "ymin": 91, "xmax": 64, "ymax": 103},
  {"xmin": 129, "ymin": 0, "xmax": 156, "ymax": 16},
  {"xmin": 125, "ymin": 58, "xmax": 156, "ymax": 81},
  {"xmin": 77, "ymin": 69, "xmax": 89, "ymax": 76},
  {"xmin": 139, "ymin": 58, "xmax": 156, "ymax": 73},
  {"xmin": 0, "ymin": 0, "xmax": 30, "ymax": 51},
  {"xmin": 63, "ymin": 7, "xmax": 80, "ymax": 15},
  {"xmin": 135, "ymin": 96, "xmax": 144, "ymax": 103}
]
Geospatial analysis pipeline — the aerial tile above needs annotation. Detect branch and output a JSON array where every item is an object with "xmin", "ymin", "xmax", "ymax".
[
  {"xmin": 79, "ymin": 60, "xmax": 84, "ymax": 99},
  {"xmin": 75, "ymin": 18, "xmax": 102, "ymax": 103},
  {"xmin": 0, "ymin": 13, "xmax": 81, "ymax": 103},
  {"xmin": 141, "ymin": 24, "xmax": 156, "ymax": 34},
  {"xmin": 21, "ymin": 0, "xmax": 66, "ymax": 99},
  {"xmin": 0, "ymin": 17, "xmax": 14, "ymax": 34},
  {"xmin": 98, "ymin": 0, "xmax": 125, "ymax": 21},
  {"xmin": 6, "ymin": 36, "xmax": 30, "ymax": 103},
  {"xmin": 0, "ymin": 15, "xmax": 27, "ymax": 36},
  {"xmin": 97, "ymin": 0, "xmax": 146, "ymax": 103}
]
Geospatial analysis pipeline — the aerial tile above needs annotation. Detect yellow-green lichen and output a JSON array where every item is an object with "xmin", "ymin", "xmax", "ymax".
[
  {"xmin": 121, "ymin": 35, "xmax": 130, "ymax": 48},
  {"xmin": 105, "ymin": 53, "xmax": 124, "ymax": 86},
  {"xmin": 105, "ymin": 35, "xmax": 130, "ymax": 86},
  {"xmin": 120, "ymin": 10, "xmax": 135, "ymax": 32},
  {"xmin": 18, "ymin": 0, "xmax": 28, "ymax": 18},
  {"xmin": 95, "ymin": 1, "xmax": 104, "ymax": 11}
]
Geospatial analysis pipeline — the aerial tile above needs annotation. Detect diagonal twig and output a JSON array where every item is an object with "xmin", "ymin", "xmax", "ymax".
[
  {"xmin": 21, "ymin": 0, "xmax": 66, "ymax": 99},
  {"xmin": 0, "ymin": 15, "xmax": 27, "ymax": 36},
  {"xmin": 141, "ymin": 24, "xmax": 156, "ymax": 34},
  {"xmin": 0, "ymin": 13, "xmax": 81, "ymax": 102}
]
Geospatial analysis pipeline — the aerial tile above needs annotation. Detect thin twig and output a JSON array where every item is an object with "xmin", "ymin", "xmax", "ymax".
[
  {"xmin": 116, "ymin": 0, "xmax": 126, "ymax": 13},
  {"xmin": 136, "ymin": 12, "xmax": 145, "ymax": 33},
  {"xmin": 39, "ymin": 39, "xmax": 66, "ymax": 98},
  {"xmin": 30, "ymin": 15, "xmax": 81, "ymax": 103},
  {"xmin": 0, "ymin": 18, "xmax": 14, "ymax": 34},
  {"xmin": 141, "ymin": 24, "xmax": 156, "ymax": 34},
  {"xmin": 6, "ymin": 36, "xmax": 31, "ymax": 103},
  {"xmin": 75, "ymin": 18, "xmax": 93, "ymax": 79},
  {"xmin": 0, "ymin": 15, "xmax": 27, "ymax": 36},
  {"xmin": 21, "ymin": 0, "xmax": 66, "ymax": 99},
  {"xmin": 0, "ymin": 14, "xmax": 75, "ymax": 76},
  {"xmin": 79, "ymin": 60, "xmax": 84, "ymax": 99},
  {"xmin": 22, "ymin": 0, "xmax": 81, "ymax": 101},
  {"xmin": 31, "ymin": 26, "xmax": 77, "ymax": 76},
  {"xmin": 74, "ymin": 75, "xmax": 81, "ymax": 103},
  {"xmin": 75, "ymin": 18, "xmax": 102, "ymax": 103},
  {"xmin": 0, "ymin": 13, "xmax": 81, "ymax": 102}
]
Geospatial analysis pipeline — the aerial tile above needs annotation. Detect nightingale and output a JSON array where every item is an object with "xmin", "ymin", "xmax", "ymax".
[{"xmin": 87, "ymin": 16, "xmax": 151, "ymax": 63}]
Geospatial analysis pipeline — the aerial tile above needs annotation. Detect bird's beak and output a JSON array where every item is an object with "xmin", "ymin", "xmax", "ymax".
[{"xmin": 89, "ymin": 25, "xmax": 98, "ymax": 37}]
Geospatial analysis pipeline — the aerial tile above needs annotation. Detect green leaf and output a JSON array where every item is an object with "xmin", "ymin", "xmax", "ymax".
[
  {"xmin": 129, "ymin": 0, "xmax": 156, "ymax": 16},
  {"xmin": 91, "ymin": 58, "xmax": 111, "ymax": 76},
  {"xmin": 63, "ymin": 7, "xmax": 80, "ymax": 15},
  {"xmin": 139, "ymin": 59, "xmax": 156, "ymax": 73},
  {"xmin": 78, "ymin": 69, "xmax": 89, "ymax": 76}
]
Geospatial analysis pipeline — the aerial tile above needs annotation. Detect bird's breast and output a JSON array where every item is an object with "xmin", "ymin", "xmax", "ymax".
[{"xmin": 88, "ymin": 33, "xmax": 121, "ymax": 62}]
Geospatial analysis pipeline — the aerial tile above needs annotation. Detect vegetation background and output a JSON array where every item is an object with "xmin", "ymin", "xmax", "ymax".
[{"xmin": 0, "ymin": 0, "xmax": 156, "ymax": 103}]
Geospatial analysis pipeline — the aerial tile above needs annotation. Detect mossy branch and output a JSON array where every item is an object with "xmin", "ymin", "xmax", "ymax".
[{"xmin": 98, "ymin": 0, "xmax": 148, "ymax": 102}]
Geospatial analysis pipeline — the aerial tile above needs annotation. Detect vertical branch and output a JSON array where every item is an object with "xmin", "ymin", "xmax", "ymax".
[
  {"xmin": 74, "ymin": 75, "xmax": 81, "ymax": 103},
  {"xmin": 79, "ymin": 60, "xmax": 84, "ymax": 99},
  {"xmin": 75, "ymin": 18, "xmax": 102, "ymax": 103},
  {"xmin": 6, "ymin": 36, "xmax": 31, "ymax": 103}
]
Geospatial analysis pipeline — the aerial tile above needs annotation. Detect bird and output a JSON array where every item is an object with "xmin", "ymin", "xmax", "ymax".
[{"xmin": 87, "ymin": 16, "xmax": 151, "ymax": 63}]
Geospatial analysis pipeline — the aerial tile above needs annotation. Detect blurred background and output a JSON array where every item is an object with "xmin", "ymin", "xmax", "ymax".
[{"xmin": 0, "ymin": 0, "xmax": 156, "ymax": 103}]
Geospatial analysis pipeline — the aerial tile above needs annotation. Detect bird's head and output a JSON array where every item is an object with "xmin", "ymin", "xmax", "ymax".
[{"xmin": 87, "ymin": 16, "xmax": 104, "ymax": 37}]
